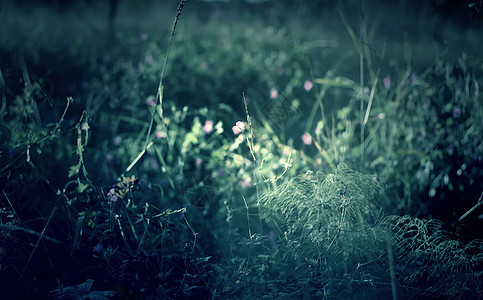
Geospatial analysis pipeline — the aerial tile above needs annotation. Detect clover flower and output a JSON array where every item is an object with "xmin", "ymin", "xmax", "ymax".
[
  {"xmin": 155, "ymin": 130, "xmax": 167, "ymax": 139},
  {"xmin": 232, "ymin": 121, "xmax": 246, "ymax": 135},
  {"xmin": 145, "ymin": 95, "xmax": 156, "ymax": 107},
  {"xmin": 240, "ymin": 176, "xmax": 252, "ymax": 188},
  {"xmin": 106, "ymin": 188, "xmax": 118, "ymax": 202},
  {"xmin": 270, "ymin": 88, "xmax": 278, "ymax": 99},
  {"xmin": 304, "ymin": 80, "xmax": 313, "ymax": 91},
  {"xmin": 383, "ymin": 76, "xmax": 391, "ymax": 89},
  {"xmin": 453, "ymin": 108, "xmax": 461, "ymax": 118},
  {"xmin": 203, "ymin": 120, "xmax": 214, "ymax": 134},
  {"xmin": 302, "ymin": 133, "xmax": 312, "ymax": 145}
]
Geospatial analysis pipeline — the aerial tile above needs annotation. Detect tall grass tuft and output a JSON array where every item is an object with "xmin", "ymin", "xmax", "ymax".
[
  {"xmin": 255, "ymin": 164, "xmax": 391, "ymax": 298},
  {"xmin": 127, "ymin": 0, "xmax": 189, "ymax": 173}
]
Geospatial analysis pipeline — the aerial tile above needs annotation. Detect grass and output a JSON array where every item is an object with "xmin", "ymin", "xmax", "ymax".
[{"xmin": 1, "ymin": 0, "xmax": 482, "ymax": 299}]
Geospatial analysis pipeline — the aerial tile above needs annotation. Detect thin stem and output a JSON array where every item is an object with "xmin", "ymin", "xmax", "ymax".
[
  {"xmin": 128, "ymin": 0, "xmax": 188, "ymax": 173},
  {"xmin": 23, "ymin": 207, "xmax": 57, "ymax": 273},
  {"xmin": 242, "ymin": 195, "xmax": 252, "ymax": 239}
]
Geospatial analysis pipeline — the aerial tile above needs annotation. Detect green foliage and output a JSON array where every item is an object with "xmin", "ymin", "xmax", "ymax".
[
  {"xmin": 1, "ymin": 1, "xmax": 482, "ymax": 299},
  {"xmin": 359, "ymin": 56, "xmax": 483, "ymax": 217},
  {"xmin": 309, "ymin": 54, "xmax": 483, "ymax": 219},
  {"xmin": 387, "ymin": 215, "xmax": 483, "ymax": 299},
  {"xmin": 260, "ymin": 164, "xmax": 383, "ymax": 256},
  {"xmin": 238, "ymin": 165, "xmax": 391, "ymax": 298},
  {"xmin": 225, "ymin": 165, "xmax": 483, "ymax": 299}
]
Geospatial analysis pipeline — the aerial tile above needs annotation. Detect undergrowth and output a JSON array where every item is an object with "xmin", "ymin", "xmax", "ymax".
[{"xmin": 0, "ymin": 0, "xmax": 482, "ymax": 299}]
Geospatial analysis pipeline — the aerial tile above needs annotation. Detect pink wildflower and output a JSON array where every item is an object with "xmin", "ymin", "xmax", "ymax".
[
  {"xmin": 155, "ymin": 130, "xmax": 167, "ymax": 139},
  {"xmin": 240, "ymin": 176, "xmax": 252, "ymax": 188},
  {"xmin": 304, "ymin": 80, "xmax": 313, "ymax": 91},
  {"xmin": 270, "ymin": 88, "xmax": 278, "ymax": 99},
  {"xmin": 145, "ymin": 95, "xmax": 156, "ymax": 107},
  {"xmin": 302, "ymin": 133, "xmax": 312, "ymax": 145},
  {"xmin": 232, "ymin": 121, "xmax": 246, "ymax": 135},
  {"xmin": 140, "ymin": 33, "xmax": 148, "ymax": 41},
  {"xmin": 203, "ymin": 120, "xmax": 214, "ymax": 134},
  {"xmin": 282, "ymin": 147, "xmax": 291, "ymax": 156},
  {"xmin": 453, "ymin": 108, "xmax": 461, "ymax": 118},
  {"xmin": 106, "ymin": 188, "xmax": 118, "ymax": 202},
  {"xmin": 383, "ymin": 76, "xmax": 391, "ymax": 89}
]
